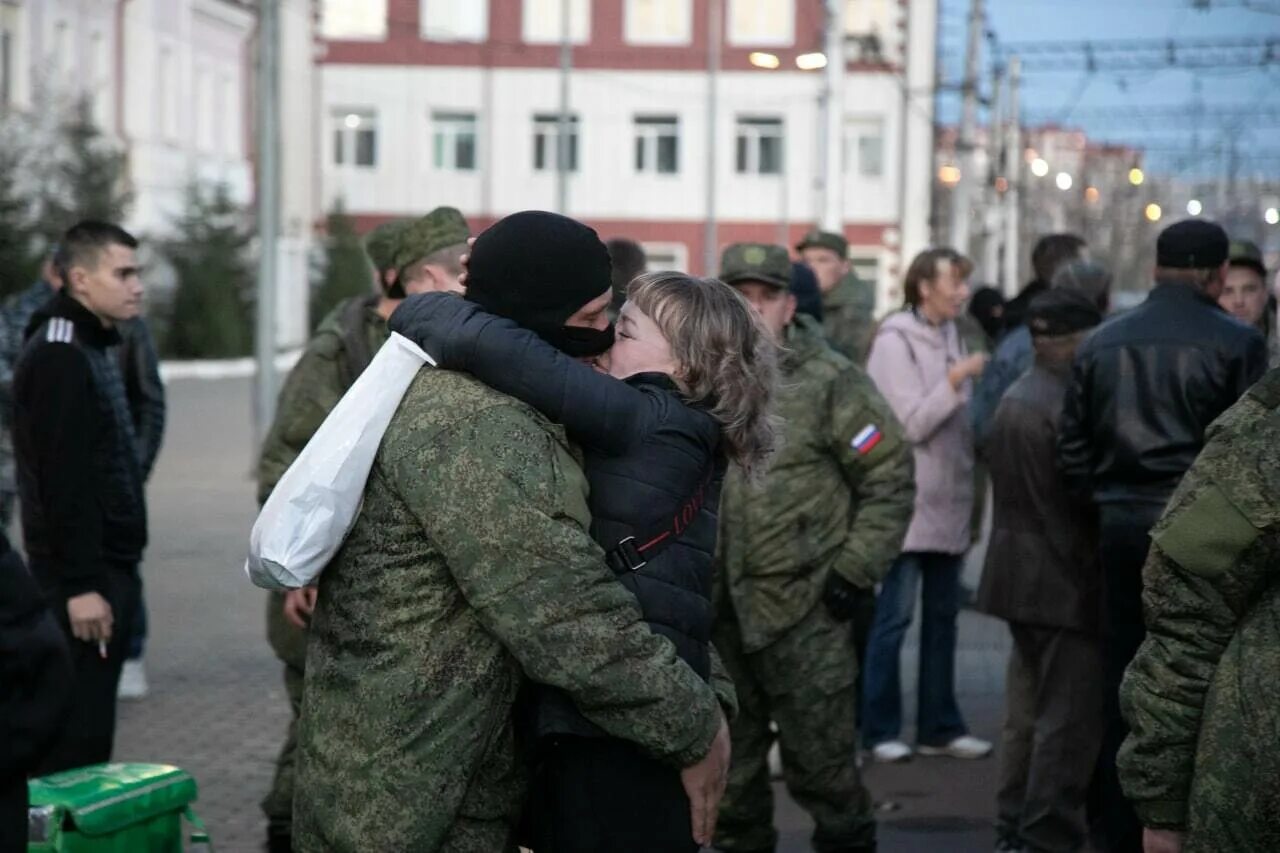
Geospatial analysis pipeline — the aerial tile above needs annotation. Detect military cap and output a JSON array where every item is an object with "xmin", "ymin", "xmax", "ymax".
[
  {"xmin": 390, "ymin": 206, "xmax": 471, "ymax": 274},
  {"xmin": 364, "ymin": 219, "xmax": 411, "ymax": 273},
  {"xmin": 1156, "ymin": 219, "xmax": 1229, "ymax": 270},
  {"xmin": 720, "ymin": 243, "xmax": 792, "ymax": 290},
  {"xmin": 1026, "ymin": 288, "xmax": 1102, "ymax": 338},
  {"xmin": 795, "ymin": 228, "xmax": 848, "ymax": 258},
  {"xmin": 1228, "ymin": 239, "xmax": 1267, "ymax": 277}
]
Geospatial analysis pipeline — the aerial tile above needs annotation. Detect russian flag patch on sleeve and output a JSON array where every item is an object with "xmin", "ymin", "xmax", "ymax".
[{"xmin": 851, "ymin": 425, "xmax": 883, "ymax": 455}]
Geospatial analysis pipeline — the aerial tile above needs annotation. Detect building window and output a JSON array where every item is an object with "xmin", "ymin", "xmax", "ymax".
[
  {"xmin": 158, "ymin": 46, "xmax": 181, "ymax": 142},
  {"xmin": 332, "ymin": 110, "xmax": 378, "ymax": 167},
  {"xmin": 846, "ymin": 119, "xmax": 884, "ymax": 178},
  {"xmin": 219, "ymin": 74, "xmax": 237, "ymax": 155},
  {"xmin": 523, "ymin": 0, "xmax": 590, "ymax": 45},
  {"xmin": 421, "ymin": 0, "xmax": 488, "ymax": 42},
  {"xmin": 533, "ymin": 114, "xmax": 579, "ymax": 172},
  {"xmin": 643, "ymin": 242, "xmax": 689, "ymax": 273},
  {"xmin": 625, "ymin": 0, "xmax": 692, "ymax": 45},
  {"xmin": 735, "ymin": 117, "xmax": 784, "ymax": 175},
  {"xmin": 0, "ymin": 29, "xmax": 10, "ymax": 107},
  {"xmin": 321, "ymin": 0, "xmax": 387, "ymax": 41},
  {"xmin": 850, "ymin": 253, "xmax": 879, "ymax": 286},
  {"xmin": 432, "ymin": 111, "xmax": 477, "ymax": 171},
  {"xmin": 727, "ymin": 0, "xmax": 794, "ymax": 47},
  {"xmin": 634, "ymin": 116, "xmax": 679, "ymax": 175}
]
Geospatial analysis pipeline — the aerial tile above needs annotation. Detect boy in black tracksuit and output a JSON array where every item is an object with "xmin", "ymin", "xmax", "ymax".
[
  {"xmin": 13, "ymin": 221, "xmax": 148, "ymax": 774},
  {"xmin": 0, "ymin": 532, "xmax": 72, "ymax": 850}
]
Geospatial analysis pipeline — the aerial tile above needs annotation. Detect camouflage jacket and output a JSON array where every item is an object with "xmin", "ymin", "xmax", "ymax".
[
  {"xmin": 821, "ymin": 272, "xmax": 877, "ymax": 366},
  {"xmin": 257, "ymin": 296, "xmax": 387, "ymax": 504},
  {"xmin": 1118, "ymin": 367, "xmax": 1280, "ymax": 842},
  {"xmin": 716, "ymin": 315, "xmax": 914, "ymax": 653},
  {"xmin": 294, "ymin": 368, "xmax": 722, "ymax": 853}
]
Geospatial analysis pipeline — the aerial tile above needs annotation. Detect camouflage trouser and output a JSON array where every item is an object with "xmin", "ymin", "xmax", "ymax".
[
  {"xmin": 714, "ymin": 601, "xmax": 876, "ymax": 853},
  {"xmin": 262, "ymin": 591, "xmax": 308, "ymax": 834}
]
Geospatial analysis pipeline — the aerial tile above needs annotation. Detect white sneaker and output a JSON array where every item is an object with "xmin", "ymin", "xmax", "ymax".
[
  {"xmin": 117, "ymin": 659, "xmax": 149, "ymax": 700},
  {"xmin": 917, "ymin": 735, "xmax": 993, "ymax": 759},
  {"xmin": 870, "ymin": 740, "xmax": 913, "ymax": 763}
]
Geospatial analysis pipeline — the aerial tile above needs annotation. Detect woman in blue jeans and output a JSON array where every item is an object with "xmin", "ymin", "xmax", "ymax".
[{"xmin": 862, "ymin": 248, "xmax": 993, "ymax": 763}]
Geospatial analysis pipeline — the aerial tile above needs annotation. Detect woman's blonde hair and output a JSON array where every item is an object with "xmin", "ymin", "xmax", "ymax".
[{"xmin": 626, "ymin": 272, "xmax": 780, "ymax": 480}]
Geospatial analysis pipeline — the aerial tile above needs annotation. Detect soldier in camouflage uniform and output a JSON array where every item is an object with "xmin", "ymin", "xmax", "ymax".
[
  {"xmin": 713, "ymin": 243, "xmax": 915, "ymax": 853},
  {"xmin": 293, "ymin": 213, "xmax": 727, "ymax": 852},
  {"xmin": 797, "ymin": 229, "xmax": 878, "ymax": 366},
  {"xmin": 256, "ymin": 208, "xmax": 469, "ymax": 852},
  {"xmin": 1118, "ymin": 367, "xmax": 1280, "ymax": 853}
]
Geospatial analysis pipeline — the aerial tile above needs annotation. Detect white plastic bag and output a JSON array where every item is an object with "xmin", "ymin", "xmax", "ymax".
[{"xmin": 245, "ymin": 332, "xmax": 434, "ymax": 589}]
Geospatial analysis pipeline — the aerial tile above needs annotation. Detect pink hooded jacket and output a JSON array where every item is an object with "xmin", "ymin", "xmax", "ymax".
[{"xmin": 866, "ymin": 310, "xmax": 975, "ymax": 555}]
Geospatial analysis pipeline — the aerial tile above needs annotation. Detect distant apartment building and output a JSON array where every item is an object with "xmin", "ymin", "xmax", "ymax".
[{"xmin": 318, "ymin": 0, "xmax": 939, "ymax": 310}]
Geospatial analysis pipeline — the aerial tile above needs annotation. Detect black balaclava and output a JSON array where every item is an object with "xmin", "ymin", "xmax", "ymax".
[{"xmin": 465, "ymin": 211, "xmax": 615, "ymax": 358}]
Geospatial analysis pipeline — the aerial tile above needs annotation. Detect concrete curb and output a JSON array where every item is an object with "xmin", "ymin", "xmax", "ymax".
[{"xmin": 159, "ymin": 350, "xmax": 303, "ymax": 382}]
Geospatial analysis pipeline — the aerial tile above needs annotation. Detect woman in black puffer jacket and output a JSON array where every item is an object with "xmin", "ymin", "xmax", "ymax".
[{"xmin": 392, "ymin": 272, "xmax": 778, "ymax": 853}]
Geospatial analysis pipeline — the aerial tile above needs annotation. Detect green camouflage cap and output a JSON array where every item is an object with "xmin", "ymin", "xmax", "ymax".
[
  {"xmin": 364, "ymin": 219, "xmax": 411, "ymax": 273},
  {"xmin": 1228, "ymin": 239, "xmax": 1267, "ymax": 276},
  {"xmin": 795, "ymin": 228, "xmax": 848, "ymax": 257},
  {"xmin": 720, "ymin": 243, "xmax": 792, "ymax": 290},
  {"xmin": 390, "ymin": 206, "xmax": 471, "ymax": 274}
]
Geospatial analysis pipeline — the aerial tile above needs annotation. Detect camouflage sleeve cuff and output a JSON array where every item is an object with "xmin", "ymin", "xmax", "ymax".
[
  {"xmin": 667, "ymin": 696, "xmax": 723, "ymax": 769},
  {"xmin": 1132, "ymin": 800, "xmax": 1187, "ymax": 831}
]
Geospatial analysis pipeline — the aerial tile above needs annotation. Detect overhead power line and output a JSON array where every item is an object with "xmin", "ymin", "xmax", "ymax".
[
  {"xmin": 1024, "ymin": 105, "xmax": 1280, "ymax": 124},
  {"xmin": 996, "ymin": 36, "xmax": 1278, "ymax": 72}
]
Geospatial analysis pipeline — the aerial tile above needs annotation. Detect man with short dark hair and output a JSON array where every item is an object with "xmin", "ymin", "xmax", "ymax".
[
  {"xmin": 972, "ymin": 233, "xmax": 1088, "ymax": 444},
  {"xmin": 1059, "ymin": 218, "xmax": 1266, "ymax": 853},
  {"xmin": 1219, "ymin": 239, "xmax": 1277, "ymax": 368},
  {"xmin": 14, "ymin": 220, "xmax": 148, "ymax": 772}
]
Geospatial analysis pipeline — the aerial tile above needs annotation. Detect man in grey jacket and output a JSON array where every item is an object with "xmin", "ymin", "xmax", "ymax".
[{"xmin": 978, "ymin": 287, "xmax": 1107, "ymax": 853}]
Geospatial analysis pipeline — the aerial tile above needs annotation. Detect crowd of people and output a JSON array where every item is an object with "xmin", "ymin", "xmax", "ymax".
[{"xmin": 0, "ymin": 204, "xmax": 1277, "ymax": 853}]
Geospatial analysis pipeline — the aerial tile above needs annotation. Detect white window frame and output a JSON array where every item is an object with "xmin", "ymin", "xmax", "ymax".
[
  {"xmin": 532, "ymin": 113, "xmax": 580, "ymax": 172},
  {"xmin": 320, "ymin": 0, "xmax": 388, "ymax": 41},
  {"xmin": 432, "ymin": 111, "xmax": 478, "ymax": 171},
  {"xmin": 331, "ymin": 109, "xmax": 379, "ymax": 169},
  {"xmin": 420, "ymin": 0, "xmax": 488, "ymax": 42},
  {"xmin": 735, "ymin": 116, "xmax": 784, "ymax": 175},
  {"xmin": 845, "ymin": 117, "xmax": 885, "ymax": 178},
  {"xmin": 634, "ymin": 115, "xmax": 680, "ymax": 175},
  {"xmin": 522, "ymin": 0, "xmax": 591, "ymax": 45},
  {"xmin": 848, "ymin": 251, "xmax": 880, "ymax": 285},
  {"xmin": 642, "ymin": 242, "xmax": 689, "ymax": 273},
  {"xmin": 727, "ymin": 0, "xmax": 795, "ymax": 48},
  {"xmin": 625, "ymin": 0, "xmax": 692, "ymax": 46}
]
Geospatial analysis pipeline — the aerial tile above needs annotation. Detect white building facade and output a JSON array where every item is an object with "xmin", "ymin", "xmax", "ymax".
[{"xmin": 319, "ymin": 0, "xmax": 937, "ymax": 310}]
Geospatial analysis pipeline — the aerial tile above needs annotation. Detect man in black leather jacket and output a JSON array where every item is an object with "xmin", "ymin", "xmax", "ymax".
[{"xmin": 1057, "ymin": 218, "xmax": 1266, "ymax": 853}]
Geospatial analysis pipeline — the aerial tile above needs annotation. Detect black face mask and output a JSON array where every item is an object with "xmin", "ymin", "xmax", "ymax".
[{"xmin": 540, "ymin": 323, "xmax": 616, "ymax": 359}]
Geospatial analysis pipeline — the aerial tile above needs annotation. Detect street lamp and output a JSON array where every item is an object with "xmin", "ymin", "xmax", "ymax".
[
  {"xmin": 1085, "ymin": 186, "xmax": 1100, "ymax": 203},
  {"xmin": 1145, "ymin": 203, "xmax": 1163, "ymax": 222},
  {"xmin": 1187, "ymin": 199, "xmax": 1203, "ymax": 216},
  {"xmin": 1030, "ymin": 158, "xmax": 1049, "ymax": 177},
  {"xmin": 939, "ymin": 164, "xmax": 962, "ymax": 186},
  {"xmin": 344, "ymin": 113, "xmax": 361, "ymax": 129},
  {"xmin": 1129, "ymin": 168, "xmax": 1145, "ymax": 187},
  {"xmin": 1055, "ymin": 172, "xmax": 1073, "ymax": 191},
  {"xmin": 749, "ymin": 52, "xmax": 780, "ymax": 69},
  {"xmin": 796, "ymin": 52, "xmax": 827, "ymax": 70}
]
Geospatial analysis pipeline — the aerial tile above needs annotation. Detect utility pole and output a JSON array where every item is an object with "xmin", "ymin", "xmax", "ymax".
[
  {"xmin": 819, "ymin": 0, "xmax": 845, "ymax": 231},
  {"xmin": 949, "ymin": 0, "xmax": 983, "ymax": 254},
  {"xmin": 1001, "ymin": 56, "xmax": 1021, "ymax": 296},
  {"xmin": 556, "ymin": 0, "xmax": 572, "ymax": 214},
  {"xmin": 982, "ymin": 62, "xmax": 1004, "ymax": 280},
  {"xmin": 703, "ymin": 0, "xmax": 721, "ymax": 275},
  {"xmin": 255, "ymin": 0, "xmax": 280, "ymax": 447}
]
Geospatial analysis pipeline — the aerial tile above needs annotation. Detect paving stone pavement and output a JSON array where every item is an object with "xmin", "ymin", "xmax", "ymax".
[{"xmin": 108, "ymin": 376, "xmax": 1011, "ymax": 852}]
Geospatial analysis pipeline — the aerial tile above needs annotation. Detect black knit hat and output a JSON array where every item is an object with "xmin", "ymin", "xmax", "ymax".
[
  {"xmin": 1027, "ymin": 289, "xmax": 1103, "ymax": 337},
  {"xmin": 1156, "ymin": 219, "xmax": 1229, "ymax": 270},
  {"xmin": 465, "ymin": 211, "xmax": 614, "ymax": 353}
]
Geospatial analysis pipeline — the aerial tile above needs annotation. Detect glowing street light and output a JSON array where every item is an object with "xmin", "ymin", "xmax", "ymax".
[
  {"xmin": 1145, "ymin": 203, "xmax": 1163, "ymax": 222},
  {"xmin": 1187, "ymin": 199, "xmax": 1203, "ymax": 216},
  {"xmin": 938, "ymin": 164, "xmax": 962, "ymax": 186},
  {"xmin": 1266, "ymin": 207, "xmax": 1280, "ymax": 225},
  {"xmin": 1085, "ymin": 186, "xmax": 1100, "ymax": 203},
  {"xmin": 1129, "ymin": 167, "xmax": 1145, "ymax": 186},
  {"xmin": 1030, "ymin": 158, "xmax": 1050, "ymax": 177},
  {"xmin": 796, "ymin": 52, "xmax": 827, "ymax": 70},
  {"xmin": 749, "ymin": 52, "xmax": 780, "ymax": 69},
  {"xmin": 344, "ymin": 113, "xmax": 362, "ymax": 129},
  {"xmin": 1056, "ymin": 172, "xmax": 1073, "ymax": 191}
]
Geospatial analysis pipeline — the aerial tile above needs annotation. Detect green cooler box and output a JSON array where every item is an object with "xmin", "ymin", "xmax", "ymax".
[{"xmin": 27, "ymin": 763, "xmax": 211, "ymax": 852}]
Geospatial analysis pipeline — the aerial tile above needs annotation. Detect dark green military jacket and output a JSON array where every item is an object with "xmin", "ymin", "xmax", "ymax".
[
  {"xmin": 1119, "ymin": 367, "xmax": 1280, "ymax": 851},
  {"xmin": 822, "ymin": 272, "xmax": 877, "ymax": 366},
  {"xmin": 716, "ymin": 315, "xmax": 914, "ymax": 653},
  {"xmin": 293, "ymin": 368, "xmax": 722, "ymax": 853}
]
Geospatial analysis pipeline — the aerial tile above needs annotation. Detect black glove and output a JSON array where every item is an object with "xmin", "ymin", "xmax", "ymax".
[{"xmin": 822, "ymin": 572, "xmax": 864, "ymax": 622}]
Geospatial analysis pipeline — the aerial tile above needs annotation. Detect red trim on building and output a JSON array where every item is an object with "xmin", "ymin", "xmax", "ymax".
[
  {"xmin": 321, "ymin": 0, "xmax": 897, "ymax": 75},
  {"xmin": 337, "ymin": 212, "xmax": 892, "ymax": 275}
]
